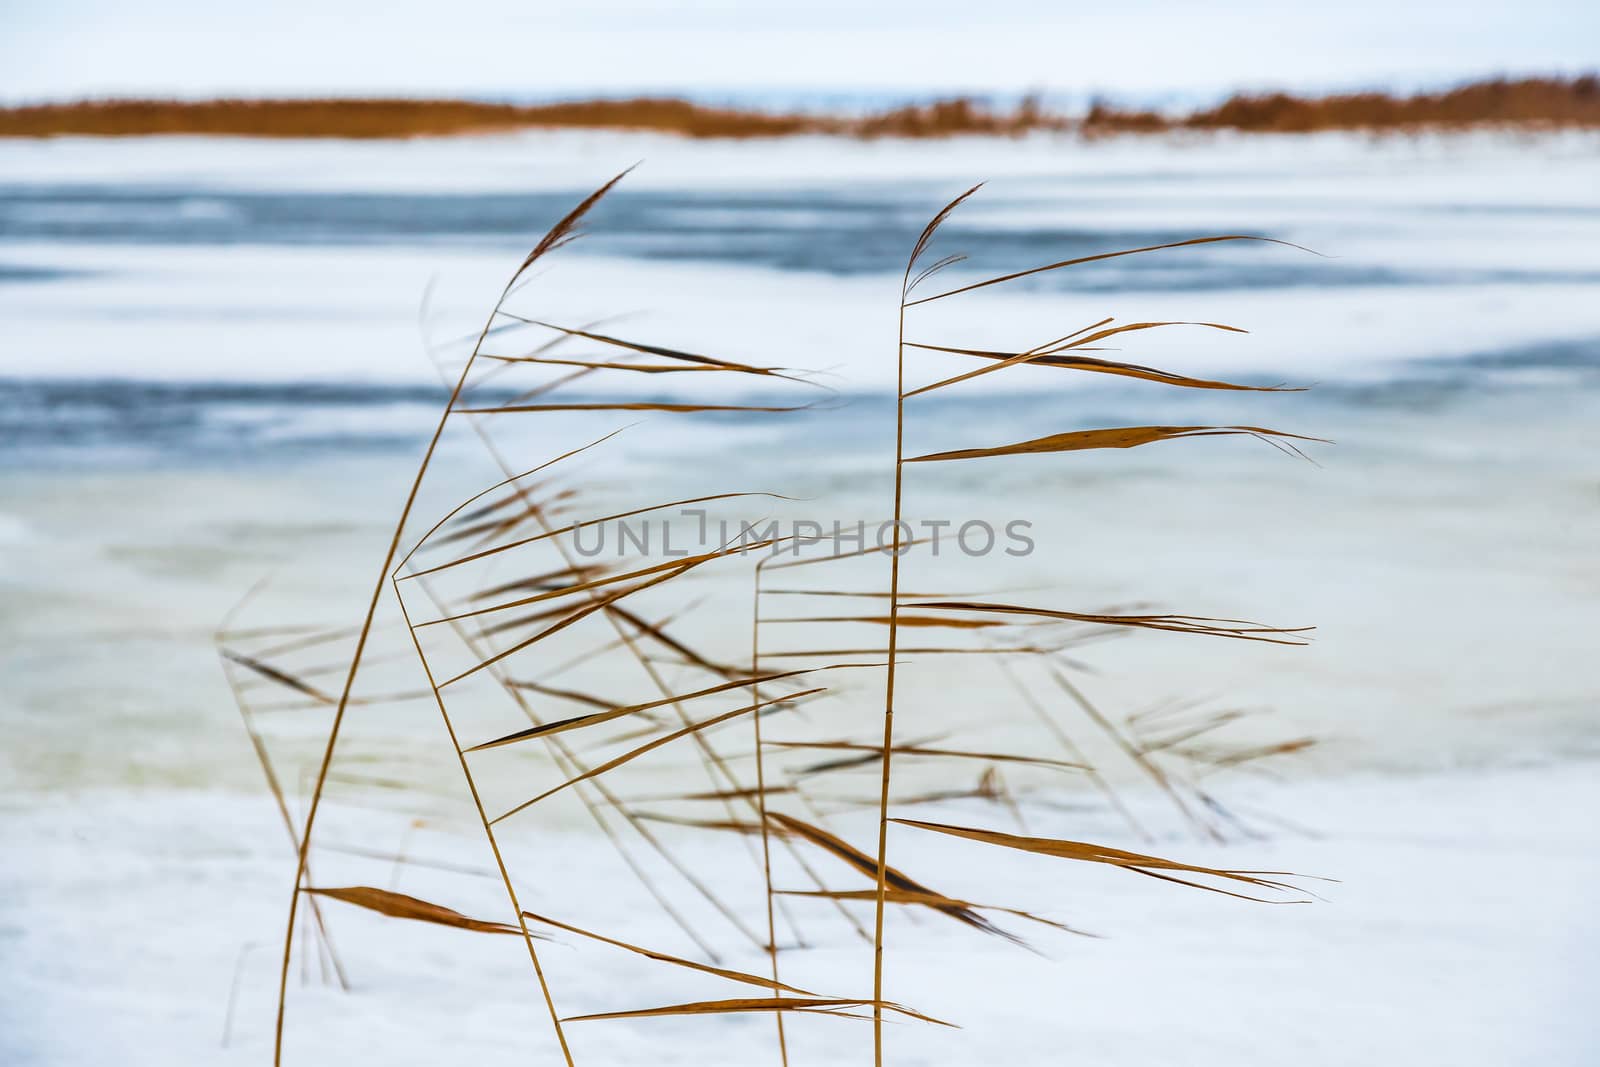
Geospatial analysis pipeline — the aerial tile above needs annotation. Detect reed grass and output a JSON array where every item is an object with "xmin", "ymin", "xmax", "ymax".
[
  {"xmin": 866, "ymin": 184, "xmax": 1320, "ymax": 1063},
  {"xmin": 1089, "ymin": 74, "xmax": 1600, "ymax": 133},
  {"xmin": 267, "ymin": 171, "xmax": 633, "ymax": 1067},
  {"xmin": 8, "ymin": 75, "xmax": 1596, "ymax": 140},
  {"xmin": 231, "ymin": 171, "xmax": 1328, "ymax": 1065}
]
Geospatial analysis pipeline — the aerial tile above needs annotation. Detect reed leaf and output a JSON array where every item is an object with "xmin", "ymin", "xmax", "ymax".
[
  {"xmin": 891, "ymin": 819, "xmax": 1312, "ymax": 902},
  {"xmin": 482, "ymin": 354, "xmax": 733, "ymax": 374},
  {"xmin": 904, "ymin": 327, "xmax": 1298, "ymax": 396},
  {"xmin": 220, "ymin": 649, "xmax": 336, "ymax": 704},
  {"xmin": 767, "ymin": 740, "xmax": 1088, "ymax": 775},
  {"xmin": 520, "ymin": 909, "xmax": 817, "ymax": 995},
  {"xmin": 492, "ymin": 689, "xmax": 827, "ymax": 822},
  {"xmin": 456, "ymin": 400, "xmax": 814, "ymax": 415},
  {"xmin": 903, "ymin": 234, "xmax": 1319, "ymax": 307},
  {"xmin": 468, "ymin": 563, "xmax": 611, "ymax": 602},
  {"xmin": 467, "ymin": 669, "xmax": 827, "ymax": 751},
  {"xmin": 905, "ymin": 424, "xmax": 1323, "ymax": 464},
  {"xmin": 766, "ymin": 813, "xmax": 1019, "ymax": 944},
  {"xmin": 565, "ymin": 996, "xmax": 952, "ymax": 1027},
  {"xmin": 778, "ymin": 888, "xmax": 1091, "ymax": 937},
  {"xmin": 764, "ymin": 614, "xmax": 1013, "ymax": 629},
  {"xmin": 420, "ymin": 539, "xmax": 789, "ymax": 625},
  {"xmin": 500, "ymin": 317, "xmax": 799, "ymax": 379},
  {"xmin": 303, "ymin": 886, "xmax": 528, "ymax": 935},
  {"xmin": 403, "ymin": 491, "xmax": 789, "ymax": 582},
  {"xmin": 910, "ymin": 601, "xmax": 1313, "ymax": 644}
]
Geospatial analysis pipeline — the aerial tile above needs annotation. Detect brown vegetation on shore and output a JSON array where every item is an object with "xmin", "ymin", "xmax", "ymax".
[
  {"xmin": 0, "ymin": 97, "xmax": 816, "ymax": 139},
  {"xmin": 1085, "ymin": 74, "xmax": 1600, "ymax": 134},
  {"xmin": 2, "ymin": 75, "xmax": 1595, "ymax": 140}
]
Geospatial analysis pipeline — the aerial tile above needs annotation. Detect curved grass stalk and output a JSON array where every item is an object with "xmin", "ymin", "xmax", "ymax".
[
  {"xmin": 419, "ymin": 330, "xmax": 867, "ymax": 963},
  {"xmin": 901, "ymin": 234, "xmax": 1320, "ymax": 308},
  {"xmin": 405, "ymin": 456, "xmax": 786, "ymax": 913},
  {"xmin": 871, "ymin": 185, "xmax": 1318, "ymax": 1063},
  {"xmin": 750, "ymin": 553, "xmax": 789, "ymax": 1065},
  {"xmin": 868, "ymin": 184, "xmax": 986, "ymax": 1065},
  {"xmin": 391, "ymin": 582, "xmax": 575, "ymax": 1065},
  {"xmin": 397, "ymin": 455, "xmax": 773, "ymax": 953},
  {"xmin": 414, "ymin": 330, "xmax": 770, "ymax": 957},
  {"xmin": 271, "ymin": 170, "xmax": 631, "ymax": 1065},
  {"xmin": 412, "ymin": 575, "xmax": 726, "ymax": 962},
  {"xmin": 215, "ymin": 586, "xmax": 348, "ymax": 991},
  {"xmin": 870, "ymin": 190, "xmax": 932, "ymax": 1062},
  {"xmin": 249, "ymin": 173, "xmax": 1325, "ymax": 1064}
]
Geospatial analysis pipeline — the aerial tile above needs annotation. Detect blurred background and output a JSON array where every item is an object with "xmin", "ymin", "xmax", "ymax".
[{"xmin": 2, "ymin": 2, "xmax": 1597, "ymax": 1065}]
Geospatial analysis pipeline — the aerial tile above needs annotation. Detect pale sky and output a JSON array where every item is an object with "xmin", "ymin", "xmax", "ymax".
[{"xmin": 1, "ymin": 0, "xmax": 1595, "ymax": 103}]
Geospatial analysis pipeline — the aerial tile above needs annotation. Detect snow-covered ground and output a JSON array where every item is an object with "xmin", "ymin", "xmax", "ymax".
[{"xmin": 5, "ymin": 762, "xmax": 1597, "ymax": 1066}]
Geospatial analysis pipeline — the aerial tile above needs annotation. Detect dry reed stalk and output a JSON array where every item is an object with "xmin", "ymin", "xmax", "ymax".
[
  {"xmin": 413, "ymin": 329, "xmax": 874, "ymax": 971},
  {"xmin": 750, "ymin": 553, "xmax": 790, "ymax": 1064},
  {"xmin": 416, "ymin": 574, "xmax": 730, "ymax": 960},
  {"xmin": 868, "ymin": 186, "xmax": 1319, "ymax": 1063},
  {"xmin": 214, "ymin": 612, "xmax": 348, "ymax": 990},
  {"xmin": 391, "ymin": 586, "xmax": 576, "ymax": 1064},
  {"xmin": 271, "ymin": 170, "xmax": 632, "ymax": 1065},
  {"xmin": 377, "ymin": 198, "xmax": 911, "ymax": 1046},
  {"xmin": 416, "ymin": 329, "xmax": 766, "ymax": 958},
  {"xmin": 237, "ymin": 169, "xmax": 1332, "ymax": 1063}
]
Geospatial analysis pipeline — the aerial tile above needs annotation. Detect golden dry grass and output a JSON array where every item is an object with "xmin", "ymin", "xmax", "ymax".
[
  {"xmin": 1123, "ymin": 74, "xmax": 1600, "ymax": 133},
  {"xmin": 218, "ymin": 171, "xmax": 1334, "ymax": 1065},
  {"xmin": 5, "ymin": 75, "xmax": 1597, "ymax": 140}
]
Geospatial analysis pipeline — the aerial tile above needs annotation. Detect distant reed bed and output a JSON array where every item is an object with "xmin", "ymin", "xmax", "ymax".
[{"xmin": 4, "ymin": 74, "xmax": 1596, "ymax": 139}]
